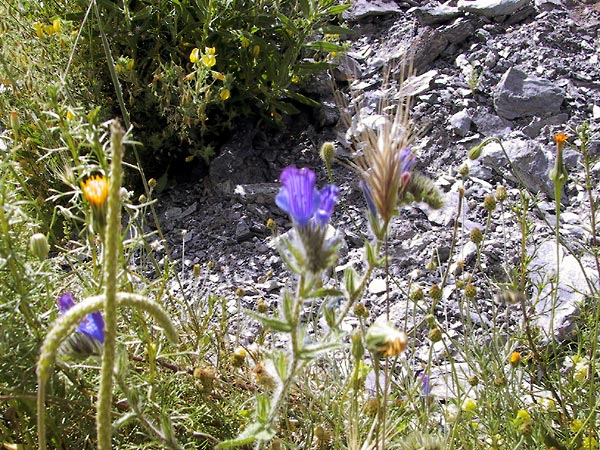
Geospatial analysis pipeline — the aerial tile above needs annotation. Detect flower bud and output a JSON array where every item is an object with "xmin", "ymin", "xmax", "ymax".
[
  {"xmin": 464, "ymin": 283, "xmax": 477, "ymax": 299},
  {"xmin": 429, "ymin": 284, "xmax": 442, "ymax": 302},
  {"xmin": 468, "ymin": 144, "xmax": 483, "ymax": 160},
  {"xmin": 425, "ymin": 314, "xmax": 437, "ymax": 328},
  {"xmin": 148, "ymin": 178, "xmax": 157, "ymax": 189},
  {"xmin": 458, "ymin": 163, "xmax": 469, "ymax": 178},
  {"xmin": 483, "ymin": 194, "xmax": 497, "ymax": 212},
  {"xmin": 468, "ymin": 375, "xmax": 479, "ymax": 386},
  {"xmin": 469, "ymin": 227, "xmax": 483, "ymax": 245},
  {"xmin": 193, "ymin": 263, "xmax": 201, "ymax": 277},
  {"xmin": 30, "ymin": 233, "xmax": 49, "ymax": 260},
  {"xmin": 428, "ymin": 327, "xmax": 442, "ymax": 343},
  {"xmin": 410, "ymin": 287, "xmax": 424, "ymax": 302},
  {"xmin": 509, "ymin": 351, "xmax": 521, "ymax": 366},
  {"xmin": 230, "ymin": 347, "xmax": 247, "ymax": 368},
  {"xmin": 320, "ymin": 142, "xmax": 335, "ymax": 166},
  {"xmin": 495, "ymin": 184, "xmax": 507, "ymax": 201},
  {"xmin": 353, "ymin": 302, "xmax": 369, "ymax": 318},
  {"xmin": 9, "ymin": 110, "xmax": 20, "ymax": 133},
  {"xmin": 257, "ymin": 298, "xmax": 268, "ymax": 314},
  {"xmin": 351, "ymin": 331, "xmax": 364, "ymax": 360}
]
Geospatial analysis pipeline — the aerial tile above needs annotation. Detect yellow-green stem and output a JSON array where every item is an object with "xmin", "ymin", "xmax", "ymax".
[{"xmin": 97, "ymin": 120, "xmax": 125, "ymax": 450}]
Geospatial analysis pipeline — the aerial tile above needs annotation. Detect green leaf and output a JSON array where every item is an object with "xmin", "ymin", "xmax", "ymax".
[
  {"xmin": 304, "ymin": 288, "xmax": 344, "ymax": 298},
  {"xmin": 215, "ymin": 421, "xmax": 275, "ymax": 449},
  {"xmin": 245, "ymin": 310, "xmax": 292, "ymax": 332},
  {"xmin": 285, "ymin": 90, "xmax": 321, "ymax": 108},
  {"xmin": 304, "ymin": 41, "xmax": 346, "ymax": 52},
  {"xmin": 271, "ymin": 99, "xmax": 300, "ymax": 115},
  {"xmin": 296, "ymin": 61, "xmax": 334, "ymax": 75},
  {"xmin": 325, "ymin": 4, "xmax": 351, "ymax": 15},
  {"xmin": 298, "ymin": 340, "xmax": 345, "ymax": 360},
  {"xmin": 365, "ymin": 240, "xmax": 379, "ymax": 267},
  {"xmin": 320, "ymin": 24, "xmax": 352, "ymax": 35}
]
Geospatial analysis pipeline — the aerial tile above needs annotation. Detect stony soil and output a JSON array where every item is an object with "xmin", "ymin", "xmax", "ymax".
[{"xmin": 146, "ymin": 0, "xmax": 600, "ymax": 368}]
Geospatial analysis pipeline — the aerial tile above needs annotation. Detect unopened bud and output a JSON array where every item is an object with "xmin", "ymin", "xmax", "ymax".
[
  {"xmin": 30, "ymin": 233, "xmax": 49, "ymax": 260},
  {"xmin": 351, "ymin": 331, "xmax": 364, "ymax": 360},
  {"xmin": 468, "ymin": 144, "xmax": 483, "ymax": 160},
  {"xmin": 428, "ymin": 327, "xmax": 442, "ymax": 342},
  {"xmin": 230, "ymin": 347, "xmax": 247, "ymax": 368},
  {"xmin": 353, "ymin": 302, "xmax": 369, "ymax": 318},
  {"xmin": 320, "ymin": 142, "xmax": 336, "ymax": 165},
  {"xmin": 429, "ymin": 284, "xmax": 442, "ymax": 302},
  {"xmin": 464, "ymin": 283, "xmax": 477, "ymax": 299},
  {"xmin": 495, "ymin": 185, "xmax": 507, "ymax": 201},
  {"xmin": 148, "ymin": 178, "xmax": 157, "ymax": 189},
  {"xmin": 483, "ymin": 194, "xmax": 496, "ymax": 212},
  {"xmin": 193, "ymin": 263, "xmax": 201, "ymax": 277},
  {"xmin": 470, "ymin": 227, "xmax": 483, "ymax": 245},
  {"xmin": 257, "ymin": 298, "xmax": 268, "ymax": 313},
  {"xmin": 458, "ymin": 163, "xmax": 469, "ymax": 178}
]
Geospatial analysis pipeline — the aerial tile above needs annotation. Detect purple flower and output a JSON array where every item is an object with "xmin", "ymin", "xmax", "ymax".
[
  {"xmin": 421, "ymin": 374, "xmax": 432, "ymax": 396},
  {"xmin": 57, "ymin": 292, "xmax": 105, "ymax": 344},
  {"xmin": 276, "ymin": 166, "xmax": 338, "ymax": 227},
  {"xmin": 360, "ymin": 179, "xmax": 377, "ymax": 217},
  {"xmin": 315, "ymin": 185, "xmax": 339, "ymax": 225}
]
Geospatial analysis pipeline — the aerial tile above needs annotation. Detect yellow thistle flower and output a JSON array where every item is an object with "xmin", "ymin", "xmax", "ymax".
[
  {"xmin": 190, "ymin": 47, "xmax": 200, "ymax": 63},
  {"xmin": 81, "ymin": 175, "xmax": 109, "ymax": 208},
  {"xmin": 509, "ymin": 351, "xmax": 521, "ymax": 366},
  {"xmin": 461, "ymin": 397, "xmax": 477, "ymax": 413}
]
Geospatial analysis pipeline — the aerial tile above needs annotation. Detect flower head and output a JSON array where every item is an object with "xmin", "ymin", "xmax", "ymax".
[
  {"xmin": 276, "ymin": 166, "xmax": 338, "ymax": 227},
  {"xmin": 57, "ymin": 292, "xmax": 105, "ymax": 344},
  {"xmin": 365, "ymin": 321, "xmax": 408, "ymax": 358},
  {"xmin": 202, "ymin": 47, "xmax": 217, "ymax": 67},
  {"xmin": 81, "ymin": 175, "xmax": 108, "ymax": 209}
]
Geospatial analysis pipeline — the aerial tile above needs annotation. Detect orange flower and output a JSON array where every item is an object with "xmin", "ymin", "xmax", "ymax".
[
  {"xmin": 81, "ymin": 175, "xmax": 108, "ymax": 208},
  {"xmin": 554, "ymin": 132, "xmax": 568, "ymax": 149}
]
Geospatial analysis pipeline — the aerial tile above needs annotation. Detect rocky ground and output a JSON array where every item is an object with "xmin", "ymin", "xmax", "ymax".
[{"xmin": 146, "ymin": 0, "xmax": 600, "ymax": 376}]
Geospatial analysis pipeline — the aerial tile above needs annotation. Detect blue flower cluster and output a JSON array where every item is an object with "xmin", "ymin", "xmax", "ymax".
[{"xmin": 275, "ymin": 166, "xmax": 338, "ymax": 227}]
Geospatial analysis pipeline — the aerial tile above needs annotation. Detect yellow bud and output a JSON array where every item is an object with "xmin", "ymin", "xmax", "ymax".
[
  {"xmin": 220, "ymin": 88, "xmax": 230, "ymax": 101},
  {"xmin": 320, "ymin": 142, "xmax": 336, "ymax": 165},
  {"xmin": 509, "ymin": 351, "xmax": 521, "ymax": 366}
]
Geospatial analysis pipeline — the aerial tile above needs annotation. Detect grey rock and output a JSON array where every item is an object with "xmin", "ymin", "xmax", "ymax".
[
  {"xmin": 333, "ymin": 55, "xmax": 363, "ymax": 81},
  {"xmin": 443, "ymin": 18, "xmax": 477, "ymax": 45},
  {"xmin": 477, "ymin": 138, "xmax": 556, "ymax": 198},
  {"xmin": 234, "ymin": 219, "xmax": 252, "ymax": 242},
  {"xmin": 232, "ymin": 183, "xmax": 279, "ymax": 205},
  {"xmin": 471, "ymin": 111, "xmax": 513, "ymax": 137},
  {"xmin": 522, "ymin": 113, "xmax": 569, "ymax": 138},
  {"xmin": 493, "ymin": 67, "xmax": 565, "ymax": 120},
  {"xmin": 449, "ymin": 110, "xmax": 472, "ymax": 137},
  {"xmin": 457, "ymin": 0, "xmax": 530, "ymax": 18},
  {"xmin": 397, "ymin": 70, "xmax": 438, "ymax": 98},
  {"xmin": 529, "ymin": 240, "xmax": 595, "ymax": 341},
  {"xmin": 424, "ymin": 189, "xmax": 470, "ymax": 227},
  {"xmin": 342, "ymin": 0, "xmax": 402, "ymax": 21},
  {"xmin": 404, "ymin": 28, "xmax": 449, "ymax": 75},
  {"xmin": 409, "ymin": 4, "xmax": 461, "ymax": 25}
]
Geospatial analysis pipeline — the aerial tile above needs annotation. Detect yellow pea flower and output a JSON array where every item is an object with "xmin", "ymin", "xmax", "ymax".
[{"xmin": 190, "ymin": 47, "xmax": 200, "ymax": 63}]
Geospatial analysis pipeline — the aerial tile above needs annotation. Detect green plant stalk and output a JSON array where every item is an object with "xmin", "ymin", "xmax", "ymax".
[
  {"xmin": 263, "ymin": 279, "xmax": 308, "ymax": 445},
  {"xmin": 97, "ymin": 119, "xmax": 125, "ymax": 450}
]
